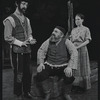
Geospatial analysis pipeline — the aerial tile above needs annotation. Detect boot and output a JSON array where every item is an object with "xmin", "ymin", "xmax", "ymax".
[
  {"xmin": 62, "ymin": 82, "xmax": 72, "ymax": 100},
  {"xmin": 44, "ymin": 92, "xmax": 51, "ymax": 100},
  {"xmin": 34, "ymin": 77, "xmax": 45, "ymax": 97},
  {"xmin": 64, "ymin": 94, "xmax": 72, "ymax": 100}
]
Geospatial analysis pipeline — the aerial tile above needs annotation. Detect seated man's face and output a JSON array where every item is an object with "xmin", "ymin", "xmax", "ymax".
[{"xmin": 50, "ymin": 28, "xmax": 63, "ymax": 42}]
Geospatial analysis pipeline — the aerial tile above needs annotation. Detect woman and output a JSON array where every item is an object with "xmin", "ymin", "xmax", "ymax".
[{"xmin": 70, "ymin": 13, "xmax": 92, "ymax": 93}]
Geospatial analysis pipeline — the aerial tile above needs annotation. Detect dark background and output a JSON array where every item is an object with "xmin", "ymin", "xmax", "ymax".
[
  {"xmin": 0, "ymin": 1, "xmax": 100, "ymax": 99},
  {"xmin": 1, "ymin": 0, "xmax": 100, "ymax": 61}
]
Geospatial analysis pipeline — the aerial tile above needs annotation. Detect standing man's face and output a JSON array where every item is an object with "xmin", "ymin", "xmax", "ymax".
[{"xmin": 18, "ymin": 1, "xmax": 28, "ymax": 14}]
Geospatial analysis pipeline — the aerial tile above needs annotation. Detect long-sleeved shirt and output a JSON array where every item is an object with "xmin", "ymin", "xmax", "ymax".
[{"xmin": 37, "ymin": 38, "xmax": 78, "ymax": 70}]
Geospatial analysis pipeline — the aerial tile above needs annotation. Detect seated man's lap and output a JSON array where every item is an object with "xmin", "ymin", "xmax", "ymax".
[
  {"xmin": 34, "ymin": 64, "xmax": 51, "ymax": 82},
  {"xmin": 34, "ymin": 64, "xmax": 73, "ymax": 83}
]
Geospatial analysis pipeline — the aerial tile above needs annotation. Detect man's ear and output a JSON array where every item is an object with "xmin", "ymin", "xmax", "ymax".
[
  {"xmin": 15, "ymin": 2, "xmax": 18, "ymax": 7},
  {"xmin": 61, "ymin": 32, "xmax": 64, "ymax": 37}
]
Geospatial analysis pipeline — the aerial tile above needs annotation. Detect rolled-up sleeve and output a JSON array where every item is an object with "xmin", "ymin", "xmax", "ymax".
[
  {"xmin": 3, "ymin": 19, "xmax": 15, "ymax": 44},
  {"xmin": 65, "ymin": 39, "xmax": 78, "ymax": 69},
  {"xmin": 37, "ymin": 39, "xmax": 50, "ymax": 65},
  {"xmin": 3, "ymin": 20, "xmax": 24, "ymax": 47}
]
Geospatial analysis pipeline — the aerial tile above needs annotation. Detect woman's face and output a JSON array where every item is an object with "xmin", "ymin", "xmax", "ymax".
[{"xmin": 75, "ymin": 15, "xmax": 84, "ymax": 26}]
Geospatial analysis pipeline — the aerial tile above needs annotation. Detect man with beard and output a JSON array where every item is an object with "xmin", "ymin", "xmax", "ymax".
[
  {"xmin": 34, "ymin": 26, "xmax": 78, "ymax": 100},
  {"xmin": 3, "ymin": 0, "xmax": 36, "ymax": 99}
]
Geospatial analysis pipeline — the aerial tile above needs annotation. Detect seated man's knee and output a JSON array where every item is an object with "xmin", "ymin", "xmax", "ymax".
[{"xmin": 34, "ymin": 72, "xmax": 49, "ymax": 82}]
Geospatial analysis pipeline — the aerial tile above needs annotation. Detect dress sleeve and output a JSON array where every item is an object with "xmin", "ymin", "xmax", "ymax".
[
  {"xmin": 85, "ymin": 28, "xmax": 92, "ymax": 41},
  {"xmin": 65, "ymin": 39, "xmax": 78, "ymax": 69},
  {"xmin": 70, "ymin": 29, "xmax": 75, "ymax": 42}
]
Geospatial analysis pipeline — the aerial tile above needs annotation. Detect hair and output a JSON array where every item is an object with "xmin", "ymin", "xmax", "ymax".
[
  {"xmin": 15, "ymin": 0, "xmax": 29, "ymax": 5},
  {"xmin": 76, "ymin": 13, "xmax": 85, "ymax": 20}
]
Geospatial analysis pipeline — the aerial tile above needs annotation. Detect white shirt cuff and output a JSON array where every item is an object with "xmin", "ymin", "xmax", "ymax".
[{"xmin": 13, "ymin": 39, "xmax": 23, "ymax": 47}]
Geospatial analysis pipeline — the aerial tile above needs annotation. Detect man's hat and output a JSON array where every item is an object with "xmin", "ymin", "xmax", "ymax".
[{"xmin": 55, "ymin": 26, "xmax": 66, "ymax": 35}]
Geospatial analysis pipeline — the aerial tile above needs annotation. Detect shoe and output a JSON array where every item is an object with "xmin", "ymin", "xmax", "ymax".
[
  {"xmin": 24, "ymin": 92, "xmax": 33, "ymax": 99},
  {"xmin": 44, "ymin": 93, "xmax": 50, "ymax": 100},
  {"xmin": 71, "ymin": 86, "xmax": 85, "ymax": 94},
  {"xmin": 64, "ymin": 94, "xmax": 72, "ymax": 100},
  {"xmin": 76, "ymin": 86, "xmax": 85, "ymax": 94},
  {"xmin": 17, "ymin": 95, "xmax": 23, "ymax": 100},
  {"xmin": 14, "ymin": 95, "xmax": 23, "ymax": 100},
  {"xmin": 71, "ymin": 86, "xmax": 78, "ymax": 93}
]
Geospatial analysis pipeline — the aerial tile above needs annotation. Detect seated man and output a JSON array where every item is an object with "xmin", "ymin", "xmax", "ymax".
[{"xmin": 34, "ymin": 26, "xmax": 78, "ymax": 100}]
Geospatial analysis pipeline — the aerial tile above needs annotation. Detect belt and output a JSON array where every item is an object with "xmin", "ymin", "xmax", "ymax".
[{"xmin": 44, "ymin": 61, "xmax": 68, "ymax": 68}]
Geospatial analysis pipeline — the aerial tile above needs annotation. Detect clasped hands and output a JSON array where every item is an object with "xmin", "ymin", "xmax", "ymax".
[
  {"xmin": 37, "ymin": 63, "xmax": 72, "ymax": 77},
  {"xmin": 21, "ymin": 38, "xmax": 37, "ymax": 47}
]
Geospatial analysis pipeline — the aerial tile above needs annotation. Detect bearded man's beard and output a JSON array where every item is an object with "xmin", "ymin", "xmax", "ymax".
[
  {"xmin": 50, "ymin": 35, "xmax": 60, "ymax": 43},
  {"xmin": 18, "ymin": 5, "xmax": 26, "ymax": 14}
]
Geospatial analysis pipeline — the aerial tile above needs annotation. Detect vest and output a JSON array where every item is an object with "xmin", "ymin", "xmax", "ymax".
[
  {"xmin": 47, "ymin": 38, "xmax": 70, "ymax": 65},
  {"xmin": 11, "ymin": 14, "xmax": 31, "ymax": 53}
]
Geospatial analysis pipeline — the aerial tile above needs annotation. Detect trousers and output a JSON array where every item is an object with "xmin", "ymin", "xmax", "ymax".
[
  {"xmin": 12, "ymin": 51, "xmax": 32, "ymax": 96},
  {"xmin": 34, "ymin": 64, "xmax": 75, "ymax": 96},
  {"xmin": 34, "ymin": 64, "xmax": 74, "ymax": 84}
]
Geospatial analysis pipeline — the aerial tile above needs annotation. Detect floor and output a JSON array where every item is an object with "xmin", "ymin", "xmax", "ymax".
[{"xmin": 2, "ymin": 65, "xmax": 98, "ymax": 100}]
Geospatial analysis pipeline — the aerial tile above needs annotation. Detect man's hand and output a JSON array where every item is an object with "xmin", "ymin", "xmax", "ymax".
[
  {"xmin": 29, "ymin": 38, "xmax": 37, "ymax": 45},
  {"xmin": 64, "ymin": 67, "xmax": 72, "ymax": 77},
  {"xmin": 37, "ymin": 63, "xmax": 45, "ymax": 72},
  {"xmin": 21, "ymin": 41, "xmax": 28, "ymax": 47}
]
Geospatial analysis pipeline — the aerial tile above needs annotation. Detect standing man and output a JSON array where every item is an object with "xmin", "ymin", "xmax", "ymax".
[
  {"xmin": 34, "ymin": 26, "xmax": 78, "ymax": 100},
  {"xmin": 3, "ymin": 0, "xmax": 36, "ymax": 99}
]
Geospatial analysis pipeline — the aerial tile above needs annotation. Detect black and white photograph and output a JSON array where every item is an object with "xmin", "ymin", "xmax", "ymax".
[{"xmin": 1, "ymin": 0, "xmax": 99, "ymax": 100}]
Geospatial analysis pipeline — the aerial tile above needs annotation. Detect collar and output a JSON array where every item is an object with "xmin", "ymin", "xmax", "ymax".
[{"xmin": 56, "ymin": 38, "xmax": 62, "ymax": 46}]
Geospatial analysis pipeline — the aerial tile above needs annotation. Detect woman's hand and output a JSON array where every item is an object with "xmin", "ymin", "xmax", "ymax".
[
  {"xmin": 76, "ymin": 40, "xmax": 89, "ymax": 49},
  {"xmin": 76, "ymin": 46, "xmax": 79, "ymax": 49}
]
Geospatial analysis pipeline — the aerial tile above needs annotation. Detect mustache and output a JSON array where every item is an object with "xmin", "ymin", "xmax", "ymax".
[
  {"xmin": 22, "ymin": 8, "xmax": 27, "ymax": 11},
  {"xmin": 51, "ymin": 34, "xmax": 56, "ymax": 37},
  {"xmin": 50, "ymin": 35, "xmax": 57, "ymax": 40},
  {"xmin": 50, "ymin": 35, "xmax": 59, "ymax": 43}
]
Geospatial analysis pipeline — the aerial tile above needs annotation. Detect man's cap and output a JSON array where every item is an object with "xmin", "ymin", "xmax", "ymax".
[{"xmin": 55, "ymin": 26, "xmax": 66, "ymax": 35}]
